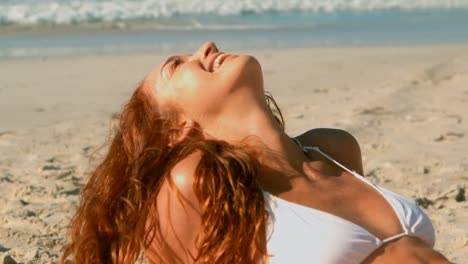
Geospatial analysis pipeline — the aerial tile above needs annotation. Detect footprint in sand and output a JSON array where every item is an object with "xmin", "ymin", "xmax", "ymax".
[
  {"xmin": 405, "ymin": 114, "xmax": 428, "ymax": 123},
  {"xmin": 0, "ymin": 131, "xmax": 16, "ymax": 147},
  {"xmin": 434, "ymin": 132, "xmax": 464, "ymax": 142},
  {"xmin": 422, "ymin": 61, "xmax": 456, "ymax": 85},
  {"xmin": 313, "ymin": 88, "xmax": 328, "ymax": 94},
  {"xmin": 0, "ymin": 246, "xmax": 11, "ymax": 254},
  {"xmin": 446, "ymin": 114, "xmax": 463, "ymax": 124},
  {"xmin": 1, "ymin": 173, "xmax": 14, "ymax": 183},
  {"xmin": 414, "ymin": 186, "xmax": 465, "ymax": 210},
  {"xmin": 60, "ymin": 188, "xmax": 81, "ymax": 196},
  {"xmin": 358, "ymin": 106, "xmax": 392, "ymax": 115},
  {"xmin": 0, "ymin": 131, "xmax": 15, "ymax": 136}
]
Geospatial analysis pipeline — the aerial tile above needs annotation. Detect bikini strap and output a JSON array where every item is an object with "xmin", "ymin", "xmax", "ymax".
[{"xmin": 290, "ymin": 137, "xmax": 357, "ymax": 176}]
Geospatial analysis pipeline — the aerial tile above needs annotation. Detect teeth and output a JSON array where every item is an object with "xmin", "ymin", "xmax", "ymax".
[{"xmin": 212, "ymin": 53, "xmax": 227, "ymax": 72}]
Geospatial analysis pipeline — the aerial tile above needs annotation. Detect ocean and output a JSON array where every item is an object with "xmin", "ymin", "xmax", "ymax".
[{"xmin": 1, "ymin": 0, "xmax": 468, "ymax": 59}]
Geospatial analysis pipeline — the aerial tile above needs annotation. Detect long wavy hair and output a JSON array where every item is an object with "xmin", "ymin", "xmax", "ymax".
[{"xmin": 61, "ymin": 82, "xmax": 285, "ymax": 263}]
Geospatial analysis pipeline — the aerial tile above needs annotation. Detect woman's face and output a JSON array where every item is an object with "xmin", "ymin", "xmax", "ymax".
[{"xmin": 143, "ymin": 41, "xmax": 264, "ymax": 125}]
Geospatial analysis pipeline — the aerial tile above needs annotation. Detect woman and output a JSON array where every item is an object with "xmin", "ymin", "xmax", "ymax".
[{"xmin": 62, "ymin": 42, "xmax": 451, "ymax": 263}]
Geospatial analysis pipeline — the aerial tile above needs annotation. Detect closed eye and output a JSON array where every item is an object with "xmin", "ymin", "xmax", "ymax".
[
  {"xmin": 172, "ymin": 58, "xmax": 183, "ymax": 72},
  {"xmin": 161, "ymin": 55, "xmax": 187, "ymax": 79},
  {"xmin": 165, "ymin": 57, "xmax": 183, "ymax": 78}
]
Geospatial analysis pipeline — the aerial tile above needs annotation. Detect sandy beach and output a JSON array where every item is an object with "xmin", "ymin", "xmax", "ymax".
[{"xmin": 1, "ymin": 44, "xmax": 467, "ymax": 263}]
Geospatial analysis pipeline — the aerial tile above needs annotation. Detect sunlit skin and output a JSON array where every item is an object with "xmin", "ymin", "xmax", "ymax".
[
  {"xmin": 142, "ymin": 42, "xmax": 451, "ymax": 263},
  {"xmin": 143, "ymin": 42, "xmax": 270, "ymax": 144}
]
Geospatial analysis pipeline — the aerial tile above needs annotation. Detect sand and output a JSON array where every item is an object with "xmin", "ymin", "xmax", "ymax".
[{"xmin": 0, "ymin": 44, "xmax": 467, "ymax": 263}]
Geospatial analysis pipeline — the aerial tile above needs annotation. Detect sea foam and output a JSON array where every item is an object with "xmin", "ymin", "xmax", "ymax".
[{"xmin": 1, "ymin": 0, "xmax": 468, "ymax": 26}]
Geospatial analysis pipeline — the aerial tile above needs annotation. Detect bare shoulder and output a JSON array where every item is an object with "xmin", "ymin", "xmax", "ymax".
[
  {"xmin": 167, "ymin": 150, "xmax": 203, "ymax": 195},
  {"xmin": 158, "ymin": 150, "xmax": 203, "ymax": 215},
  {"xmin": 296, "ymin": 128, "xmax": 364, "ymax": 175},
  {"xmin": 154, "ymin": 151, "xmax": 203, "ymax": 263}
]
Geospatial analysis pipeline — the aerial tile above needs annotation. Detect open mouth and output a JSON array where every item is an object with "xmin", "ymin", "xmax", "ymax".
[{"xmin": 210, "ymin": 53, "xmax": 229, "ymax": 72}]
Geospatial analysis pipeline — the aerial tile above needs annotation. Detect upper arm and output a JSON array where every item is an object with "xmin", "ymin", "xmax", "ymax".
[
  {"xmin": 153, "ymin": 151, "xmax": 203, "ymax": 263},
  {"xmin": 297, "ymin": 128, "xmax": 364, "ymax": 176}
]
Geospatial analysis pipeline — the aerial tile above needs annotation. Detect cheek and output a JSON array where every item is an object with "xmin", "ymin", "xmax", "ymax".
[
  {"xmin": 176, "ymin": 70, "xmax": 206, "ymax": 97},
  {"xmin": 174, "ymin": 71, "xmax": 217, "ymax": 110},
  {"xmin": 170, "ymin": 57, "xmax": 263, "ymax": 118}
]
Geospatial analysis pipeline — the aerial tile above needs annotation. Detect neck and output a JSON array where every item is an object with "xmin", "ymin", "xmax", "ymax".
[{"xmin": 203, "ymin": 106, "xmax": 309, "ymax": 190}]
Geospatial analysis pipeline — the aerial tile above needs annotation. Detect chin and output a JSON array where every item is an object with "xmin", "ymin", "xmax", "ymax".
[
  {"xmin": 238, "ymin": 55, "xmax": 261, "ymax": 72},
  {"xmin": 227, "ymin": 55, "xmax": 263, "ymax": 91}
]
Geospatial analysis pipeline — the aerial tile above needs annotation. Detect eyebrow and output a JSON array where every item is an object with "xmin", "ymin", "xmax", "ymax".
[{"xmin": 160, "ymin": 55, "xmax": 180, "ymax": 78}]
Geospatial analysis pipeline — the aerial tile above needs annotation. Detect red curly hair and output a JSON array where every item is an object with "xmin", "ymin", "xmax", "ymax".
[{"xmin": 61, "ymin": 83, "xmax": 284, "ymax": 263}]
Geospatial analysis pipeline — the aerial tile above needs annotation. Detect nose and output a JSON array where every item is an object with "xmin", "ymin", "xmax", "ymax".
[{"xmin": 194, "ymin": 41, "xmax": 219, "ymax": 61}]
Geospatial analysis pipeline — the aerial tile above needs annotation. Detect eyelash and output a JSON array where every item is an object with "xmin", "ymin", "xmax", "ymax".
[{"xmin": 172, "ymin": 58, "xmax": 182, "ymax": 71}]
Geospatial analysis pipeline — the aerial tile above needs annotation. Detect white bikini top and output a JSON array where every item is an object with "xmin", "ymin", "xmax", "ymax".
[{"xmin": 263, "ymin": 139, "xmax": 435, "ymax": 264}]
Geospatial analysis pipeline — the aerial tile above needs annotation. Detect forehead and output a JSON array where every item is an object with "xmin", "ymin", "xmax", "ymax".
[{"xmin": 144, "ymin": 62, "xmax": 165, "ymax": 91}]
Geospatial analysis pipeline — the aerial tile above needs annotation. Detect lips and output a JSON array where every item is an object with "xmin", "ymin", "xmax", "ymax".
[{"xmin": 208, "ymin": 52, "xmax": 229, "ymax": 72}]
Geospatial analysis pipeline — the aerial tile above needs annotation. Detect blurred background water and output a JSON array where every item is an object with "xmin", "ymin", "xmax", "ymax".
[{"xmin": 1, "ymin": 0, "xmax": 468, "ymax": 59}]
